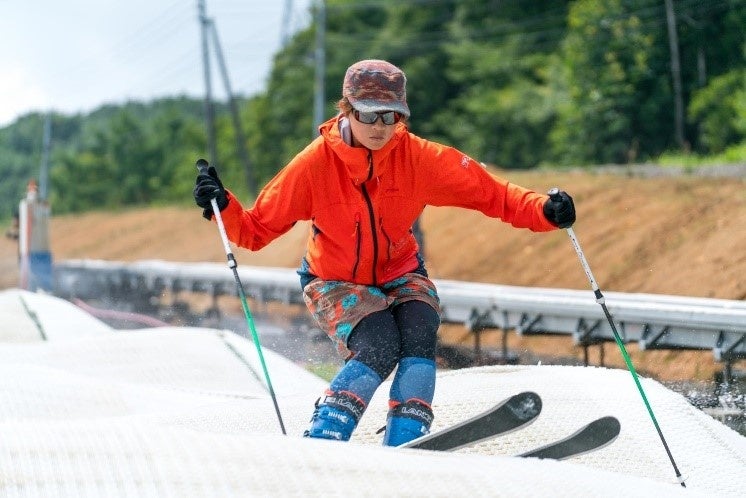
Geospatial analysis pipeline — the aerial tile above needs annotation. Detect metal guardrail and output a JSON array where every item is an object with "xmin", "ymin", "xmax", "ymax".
[{"xmin": 54, "ymin": 259, "xmax": 746, "ymax": 367}]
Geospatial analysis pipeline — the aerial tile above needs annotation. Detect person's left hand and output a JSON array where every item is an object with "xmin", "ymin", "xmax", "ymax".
[{"xmin": 543, "ymin": 190, "xmax": 576, "ymax": 228}]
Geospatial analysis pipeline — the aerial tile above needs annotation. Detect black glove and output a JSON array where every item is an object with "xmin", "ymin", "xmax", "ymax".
[
  {"xmin": 193, "ymin": 165, "xmax": 229, "ymax": 220},
  {"xmin": 543, "ymin": 189, "xmax": 576, "ymax": 228}
]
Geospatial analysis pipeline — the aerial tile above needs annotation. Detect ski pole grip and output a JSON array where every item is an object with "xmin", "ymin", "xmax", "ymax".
[
  {"xmin": 196, "ymin": 158, "xmax": 210, "ymax": 175},
  {"xmin": 195, "ymin": 157, "xmax": 221, "ymax": 210},
  {"xmin": 547, "ymin": 187, "xmax": 562, "ymax": 201}
]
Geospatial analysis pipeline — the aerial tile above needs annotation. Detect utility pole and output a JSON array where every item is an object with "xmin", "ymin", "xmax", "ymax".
[
  {"xmin": 209, "ymin": 22, "xmax": 257, "ymax": 195},
  {"xmin": 664, "ymin": 0, "xmax": 685, "ymax": 149},
  {"xmin": 312, "ymin": 0, "xmax": 326, "ymax": 136},
  {"xmin": 197, "ymin": 0, "xmax": 256, "ymax": 196},
  {"xmin": 39, "ymin": 113, "xmax": 52, "ymax": 201},
  {"xmin": 281, "ymin": 0, "xmax": 293, "ymax": 47},
  {"xmin": 198, "ymin": 0, "xmax": 218, "ymax": 169}
]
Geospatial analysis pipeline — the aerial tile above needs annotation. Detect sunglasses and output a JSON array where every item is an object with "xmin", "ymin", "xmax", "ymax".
[{"xmin": 353, "ymin": 110, "xmax": 402, "ymax": 125}]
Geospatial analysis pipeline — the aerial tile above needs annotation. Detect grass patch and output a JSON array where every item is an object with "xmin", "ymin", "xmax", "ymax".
[
  {"xmin": 657, "ymin": 143, "xmax": 746, "ymax": 168},
  {"xmin": 306, "ymin": 362, "xmax": 339, "ymax": 382}
]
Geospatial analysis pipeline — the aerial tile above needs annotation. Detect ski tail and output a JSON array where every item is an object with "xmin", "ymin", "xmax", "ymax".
[
  {"xmin": 402, "ymin": 391, "xmax": 542, "ymax": 451},
  {"xmin": 519, "ymin": 416, "xmax": 621, "ymax": 460}
]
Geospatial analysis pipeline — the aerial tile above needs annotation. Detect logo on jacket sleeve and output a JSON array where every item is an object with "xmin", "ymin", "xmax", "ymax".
[{"xmin": 460, "ymin": 155, "xmax": 471, "ymax": 168}]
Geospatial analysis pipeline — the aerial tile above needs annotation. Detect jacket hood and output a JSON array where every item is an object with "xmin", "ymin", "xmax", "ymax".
[{"xmin": 318, "ymin": 114, "xmax": 407, "ymax": 185}]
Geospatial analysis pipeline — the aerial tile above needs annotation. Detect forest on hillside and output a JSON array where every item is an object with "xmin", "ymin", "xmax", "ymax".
[{"xmin": 1, "ymin": 0, "xmax": 744, "ymax": 219}]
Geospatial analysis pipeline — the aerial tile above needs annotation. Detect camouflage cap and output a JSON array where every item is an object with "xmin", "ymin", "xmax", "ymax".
[{"xmin": 342, "ymin": 59, "xmax": 410, "ymax": 117}]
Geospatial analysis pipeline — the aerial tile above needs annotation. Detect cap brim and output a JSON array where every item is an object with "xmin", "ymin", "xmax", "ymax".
[{"xmin": 351, "ymin": 99, "xmax": 410, "ymax": 118}]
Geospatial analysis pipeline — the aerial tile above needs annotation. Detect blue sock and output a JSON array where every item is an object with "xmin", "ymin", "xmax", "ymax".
[
  {"xmin": 384, "ymin": 357, "xmax": 436, "ymax": 446},
  {"xmin": 330, "ymin": 359, "xmax": 382, "ymax": 404},
  {"xmin": 389, "ymin": 357, "xmax": 436, "ymax": 404}
]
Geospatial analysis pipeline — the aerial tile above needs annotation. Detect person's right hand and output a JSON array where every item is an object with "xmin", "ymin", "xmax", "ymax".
[{"xmin": 193, "ymin": 165, "xmax": 229, "ymax": 220}]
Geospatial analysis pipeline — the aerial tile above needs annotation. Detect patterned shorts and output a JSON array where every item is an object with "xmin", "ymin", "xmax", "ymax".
[{"xmin": 302, "ymin": 273, "xmax": 441, "ymax": 360}]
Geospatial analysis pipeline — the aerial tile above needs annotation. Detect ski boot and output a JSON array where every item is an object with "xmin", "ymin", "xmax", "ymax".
[
  {"xmin": 382, "ymin": 398, "xmax": 434, "ymax": 446},
  {"xmin": 303, "ymin": 390, "xmax": 366, "ymax": 441}
]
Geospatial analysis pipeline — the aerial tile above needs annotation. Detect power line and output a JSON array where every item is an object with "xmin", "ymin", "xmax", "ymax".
[{"xmin": 48, "ymin": 0, "xmax": 187, "ymax": 79}]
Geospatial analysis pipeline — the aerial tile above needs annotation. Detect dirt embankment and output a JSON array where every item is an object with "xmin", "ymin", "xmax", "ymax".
[{"xmin": 1, "ymin": 169, "xmax": 744, "ymax": 381}]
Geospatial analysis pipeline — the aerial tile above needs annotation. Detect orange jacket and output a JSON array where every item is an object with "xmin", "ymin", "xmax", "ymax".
[{"xmin": 219, "ymin": 115, "xmax": 557, "ymax": 285}]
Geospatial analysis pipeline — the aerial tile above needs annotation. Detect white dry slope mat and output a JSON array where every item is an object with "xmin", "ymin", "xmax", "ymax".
[{"xmin": 0, "ymin": 288, "xmax": 744, "ymax": 497}]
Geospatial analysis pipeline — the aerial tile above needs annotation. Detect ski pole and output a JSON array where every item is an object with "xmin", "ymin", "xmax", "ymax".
[
  {"xmin": 197, "ymin": 158, "xmax": 286, "ymax": 435},
  {"xmin": 548, "ymin": 188, "xmax": 685, "ymax": 487}
]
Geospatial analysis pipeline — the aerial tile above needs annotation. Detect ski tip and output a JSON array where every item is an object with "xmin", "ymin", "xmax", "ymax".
[
  {"xmin": 518, "ymin": 415, "xmax": 621, "ymax": 460},
  {"xmin": 593, "ymin": 416, "xmax": 621, "ymax": 435},
  {"xmin": 507, "ymin": 391, "xmax": 542, "ymax": 421}
]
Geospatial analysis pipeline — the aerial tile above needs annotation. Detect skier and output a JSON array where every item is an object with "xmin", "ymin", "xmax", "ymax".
[{"xmin": 194, "ymin": 59, "xmax": 575, "ymax": 446}]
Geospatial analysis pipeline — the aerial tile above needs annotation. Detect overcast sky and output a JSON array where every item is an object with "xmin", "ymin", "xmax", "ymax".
[{"xmin": 0, "ymin": 0, "xmax": 312, "ymax": 127}]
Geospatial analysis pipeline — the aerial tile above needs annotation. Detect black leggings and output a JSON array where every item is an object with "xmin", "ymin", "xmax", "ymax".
[{"xmin": 346, "ymin": 300, "xmax": 440, "ymax": 380}]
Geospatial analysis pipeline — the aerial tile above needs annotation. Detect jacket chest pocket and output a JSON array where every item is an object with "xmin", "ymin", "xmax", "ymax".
[
  {"xmin": 378, "ymin": 213, "xmax": 418, "ymax": 263},
  {"xmin": 313, "ymin": 203, "xmax": 361, "ymax": 236}
]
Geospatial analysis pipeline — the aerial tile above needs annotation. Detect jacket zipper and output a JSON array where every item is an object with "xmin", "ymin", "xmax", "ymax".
[
  {"xmin": 351, "ymin": 212, "xmax": 361, "ymax": 280},
  {"xmin": 380, "ymin": 217, "xmax": 391, "ymax": 263},
  {"xmin": 360, "ymin": 150, "xmax": 379, "ymax": 284}
]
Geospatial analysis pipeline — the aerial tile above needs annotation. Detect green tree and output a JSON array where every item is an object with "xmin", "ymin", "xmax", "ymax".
[
  {"xmin": 688, "ymin": 69, "xmax": 746, "ymax": 153},
  {"xmin": 147, "ymin": 103, "xmax": 206, "ymax": 204},
  {"xmin": 245, "ymin": 28, "xmax": 317, "ymax": 192},
  {"xmin": 551, "ymin": 0, "xmax": 668, "ymax": 165},
  {"xmin": 47, "ymin": 99, "xmax": 208, "ymax": 213},
  {"xmin": 440, "ymin": 1, "xmax": 569, "ymax": 168}
]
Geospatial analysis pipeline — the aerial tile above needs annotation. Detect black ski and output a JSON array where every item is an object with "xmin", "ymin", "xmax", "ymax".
[
  {"xmin": 400, "ymin": 391, "xmax": 620, "ymax": 460},
  {"xmin": 401, "ymin": 391, "xmax": 542, "ymax": 451},
  {"xmin": 519, "ymin": 415, "xmax": 621, "ymax": 460}
]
